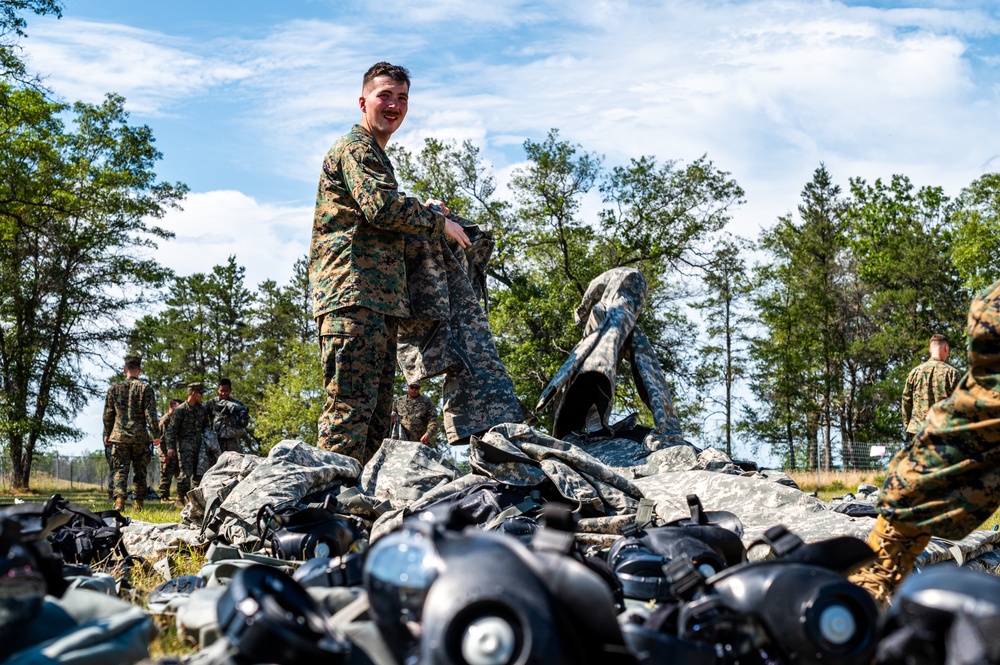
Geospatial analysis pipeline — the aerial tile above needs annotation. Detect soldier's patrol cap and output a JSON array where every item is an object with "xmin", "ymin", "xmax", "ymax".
[{"xmin": 187, "ymin": 381, "xmax": 206, "ymax": 394}]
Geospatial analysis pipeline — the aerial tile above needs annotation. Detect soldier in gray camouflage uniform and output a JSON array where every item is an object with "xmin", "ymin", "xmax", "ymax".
[
  {"xmin": 392, "ymin": 382, "xmax": 439, "ymax": 444},
  {"xmin": 164, "ymin": 382, "xmax": 211, "ymax": 508},
  {"xmin": 851, "ymin": 280, "xmax": 1000, "ymax": 603},
  {"xmin": 103, "ymin": 355, "xmax": 160, "ymax": 511},
  {"xmin": 309, "ymin": 61, "xmax": 471, "ymax": 465}
]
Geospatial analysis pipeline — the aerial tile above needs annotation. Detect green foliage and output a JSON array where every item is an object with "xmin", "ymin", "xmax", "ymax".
[
  {"xmin": 251, "ymin": 337, "xmax": 324, "ymax": 452},
  {"xmin": 949, "ymin": 173, "xmax": 1000, "ymax": 294},
  {"xmin": 0, "ymin": 83, "xmax": 185, "ymax": 488}
]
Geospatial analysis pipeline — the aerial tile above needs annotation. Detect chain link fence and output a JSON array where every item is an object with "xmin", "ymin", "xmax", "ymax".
[
  {"xmin": 777, "ymin": 441, "xmax": 905, "ymax": 473},
  {"xmin": 0, "ymin": 450, "xmax": 161, "ymax": 493}
]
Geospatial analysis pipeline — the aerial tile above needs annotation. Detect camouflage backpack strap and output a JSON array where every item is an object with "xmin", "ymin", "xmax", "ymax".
[
  {"xmin": 635, "ymin": 498, "xmax": 656, "ymax": 529},
  {"xmin": 483, "ymin": 490, "xmax": 543, "ymax": 531}
]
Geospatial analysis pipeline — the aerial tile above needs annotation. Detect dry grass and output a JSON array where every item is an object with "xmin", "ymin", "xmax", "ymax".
[{"xmin": 785, "ymin": 469, "xmax": 886, "ymax": 495}]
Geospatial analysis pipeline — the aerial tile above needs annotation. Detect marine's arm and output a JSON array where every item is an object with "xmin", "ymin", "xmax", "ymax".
[
  {"xmin": 901, "ymin": 372, "xmax": 914, "ymax": 431},
  {"xmin": 102, "ymin": 388, "xmax": 115, "ymax": 446},
  {"xmin": 144, "ymin": 384, "xmax": 160, "ymax": 441}
]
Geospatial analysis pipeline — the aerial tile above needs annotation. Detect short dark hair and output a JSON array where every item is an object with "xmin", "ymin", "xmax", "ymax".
[
  {"xmin": 219, "ymin": 378, "xmax": 232, "ymax": 387},
  {"xmin": 363, "ymin": 62, "xmax": 410, "ymax": 92},
  {"xmin": 124, "ymin": 355, "xmax": 141, "ymax": 370},
  {"xmin": 930, "ymin": 334, "xmax": 950, "ymax": 347}
]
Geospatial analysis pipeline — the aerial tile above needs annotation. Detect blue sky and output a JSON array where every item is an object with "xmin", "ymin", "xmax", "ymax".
[{"xmin": 21, "ymin": 0, "xmax": 1000, "ymax": 454}]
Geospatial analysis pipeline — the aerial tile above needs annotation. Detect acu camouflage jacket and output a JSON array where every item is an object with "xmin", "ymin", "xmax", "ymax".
[{"xmin": 310, "ymin": 124, "xmax": 446, "ymax": 319}]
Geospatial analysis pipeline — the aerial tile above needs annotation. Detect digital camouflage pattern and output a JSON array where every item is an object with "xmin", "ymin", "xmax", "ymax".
[
  {"xmin": 158, "ymin": 409, "xmax": 178, "ymax": 499},
  {"xmin": 360, "ymin": 438, "xmax": 458, "ymax": 505},
  {"xmin": 538, "ymin": 268, "xmax": 685, "ymax": 448},
  {"xmin": 165, "ymin": 399, "xmax": 211, "ymax": 501},
  {"xmin": 310, "ymin": 123, "xmax": 446, "ymax": 319},
  {"xmin": 103, "ymin": 377, "xmax": 159, "ymax": 445},
  {"xmin": 392, "ymin": 393, "xmax": 439, "ymax": 442},
  {"xmin": 880, "ymin": 278, "xmax": 1000, "ymax": 539},
  {"xmin": 317, "ymin": 306, "xmax": 397, "ymax": 464},
  {"xmin": 104, "ymin": 377, "xmax": 159, "ymax": 501},
  {"xmin": 205, "ymin": 396, "xmax": 247, "ymax": 453},
  {"xmin": 396, "ymin": 214, "xmax": 523, "ymax": 442},
  {"xmin": 902, "ymin": 358, "xmax": 961, "ymax": 434}
]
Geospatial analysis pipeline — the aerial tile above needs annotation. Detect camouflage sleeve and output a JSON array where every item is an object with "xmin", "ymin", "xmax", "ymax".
[
  {"xmin": 165, "ymin": 408, "xmax": 179, "ymax": 451},
  {"xmin": 144, "ymin": 384, "xmax": 160, "ymax": 440},
  {"xmin": 339, "ymin": 143, "xmax": 446, "ymax": 238},
  {"xmin": 901, "ymin": 371, "xmax": 914, "ymax": 430},
  {"xmin": 426, "ymin": 411, "xmax": 439, "ymax": 440},
  {"xmin": 945, "ymin": 365, "xmax": 961, "ymax": 396},
  {"xmin": 102, "ymin": 387, "xmax": 115, "ymax": 439}
]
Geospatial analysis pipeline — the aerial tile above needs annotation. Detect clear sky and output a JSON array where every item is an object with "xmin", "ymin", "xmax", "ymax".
[{"xmin": 21, "ymin": 0, "xmax": 1000, "ymax": 454}]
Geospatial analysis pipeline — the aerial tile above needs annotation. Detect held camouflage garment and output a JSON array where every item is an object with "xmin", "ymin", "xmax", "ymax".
[
  {"xmin": 396, "ymin": 213, "xmax": 523, "ymax": 442},
  {"xmin": 206, "ymin": 396, "xmax": 249, "ymax": 453},
  {"xmin": 166, "ymin": 399, "xmax": 212, "ymax": 502},
  {"xmin": 879, "ymin": 278, "xmax": 1000, "ymax": 540},
  {"xmin": 310, "ymin": 123, "xmax": 447, "ymax": 461},
  {"xmin": 392, "ymin": 392, "xmax": 439, "ymax": 442},
  {"xmin": 538, "ymin": 267, "xmax": 685, "ymax": 449},
  {"xmin": 103, "ymin": 376, "xmax": 159, "ymax": 502},
  {"xmin": 901, "ymin": 356, "xmax": 961, "ymax": 435}
]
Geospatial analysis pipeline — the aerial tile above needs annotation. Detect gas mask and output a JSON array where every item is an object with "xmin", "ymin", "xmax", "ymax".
[
  {"xmin": 0, "ymin": 499, "xmax": 70, "ymax": 629},
  {"xmin": 364, "ymin": 511, "xmax": 633, "ymax": 665},
  {"xmin": 257, "ymin": 502, "xmax": 366, "ymax": 562}
]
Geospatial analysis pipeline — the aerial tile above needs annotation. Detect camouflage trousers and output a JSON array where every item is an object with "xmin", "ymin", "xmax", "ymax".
[
  {"xmin": 158, "ymin": 445, "xmax": 179, "ymax": 499},
  {"xmin": 879, "ymin": 279, "xmax": 1000, "ymax": 540},
  {"xmin": 110, "ymin": 440, "xmax": 152, "ymax": 501},
  {"xmin": 317, "ymin": 306, "xmax": 398, "ymax": 465},
  {"xmin": 174, "ymin": 440, "xmax": 201, "ymax": 501}
]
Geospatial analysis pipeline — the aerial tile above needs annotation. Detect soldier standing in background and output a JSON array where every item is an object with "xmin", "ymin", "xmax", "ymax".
[
  {"xmin": 205, "ymin": 378, "xmax": 248, "ymax": 453},
  {"xmin": 103, "ymin": 355, "xmax": 159, "ymax": 512},
  {"xmin": 157, "ymin": 398, "xmax": 181, "ymax": 502},
  {"xmin": 901, "ymin": 333, "xmax": 961, "ymax": 440},
  {"xmin": 851, "ymin": 284, "xmax": 1000, "ymax": 604},
  {"xmin": 164, "ymin": 382, "xmax": 210, "ymax": 508},
  {"xmin": 309, "ymin": 61, "xmax": 470, "ymax": 464},
  {"xmin": 392, "ymin": 381, "xmax": 439, "ymax": 445}
]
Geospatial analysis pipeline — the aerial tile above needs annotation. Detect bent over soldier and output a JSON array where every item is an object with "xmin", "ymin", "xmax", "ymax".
[
  {"xmin": 392, "ymin": 382, "xmax": 439, "ymax": 444},
  {"xmin": 851, "ymin": 280, "xmax": 1000, "ymax": 604},
  {"xmin": 103, "ymin": 355, "xmax": 159, "ymax": 511},
  {"xmin": 165, "ymin": 382, "xmax": 210, "ymax": 508}
]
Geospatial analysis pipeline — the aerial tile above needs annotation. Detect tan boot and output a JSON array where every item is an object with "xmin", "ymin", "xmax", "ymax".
[
  {"xmin": 849, "ymin": 514, "xmax": 931, "ymax": 605},
  {"xmin": 113, "ymin": 496, "xmax": 126, "ymax": 512},
  {"xmin": 133, "ymin": 499, "xmax": 144, "ymax": 511}
]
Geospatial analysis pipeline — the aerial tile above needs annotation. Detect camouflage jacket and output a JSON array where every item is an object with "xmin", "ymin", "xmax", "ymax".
[
  {"xmin": 157, "ymin": 410, "xmax": 174, "ymax": 451},
  {"xmin": 102, "ymin": 377, "xmax": 159, "ymax": 444},
  {"xmin": 164, "ymin": 400, "xmax": 210, "ymax": 452},
  {"xmin": 393, "ymin": 393, "xmax": 439, "ymax": 441},
  {"xmin": 902, "ymin": 358, "xmax": 962, "ymax": 434},
  {"xmin": 310, "ymin": 124, "xmax": 446, "ymax": 319}
]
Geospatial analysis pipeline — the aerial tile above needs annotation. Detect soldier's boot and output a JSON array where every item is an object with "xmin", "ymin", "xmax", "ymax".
[
  {"xmin": 133, "ymin": 498, "xmax": 144, "ymax": 511},
  {"xmin": 113, "ymin": 496, "xmax": 126, "ymax": 512},
  {"xmin": 848, "ymin": 514, "xmax": 931, "ymax": 605},
  {"xmin": 173, "ymin": 498, "xmax": 186, "ymax": 510}
]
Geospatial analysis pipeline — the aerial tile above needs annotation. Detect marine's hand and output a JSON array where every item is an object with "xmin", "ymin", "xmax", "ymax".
[
  {"xmin": 104, "ymin": 436, "xmax": 110, "ymax": 447},
  {"xmin": 420, "ymin": 433, "xmax": 430, "ymax": 445},
  {"xmin": 167, "ymin": 448, "xmax": 176, "ymax": 459},
  {"xmin": 445, "ymin": 219, "xmax": 471, "ymax": 248},
  {"xmin": 425, "ymin": 198, "xmax": 450, "ymax": 217}
]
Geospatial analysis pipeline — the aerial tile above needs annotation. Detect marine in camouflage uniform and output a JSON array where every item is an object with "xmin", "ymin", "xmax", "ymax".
[
  {"xmin": 164, "ymin": 382, "xmax": 211, "ymax": 505},
  {"xmin": 392, "ymin": 383, "xmax": 439, "ymax": 443},
  {"xmin": 102, "ymin": 356, "xmax": 159, "ymax": 510},
  {"xmin": 309, "ymin": 62, "xmax": 468, "ymax": 465},
  {"xmin": 157, "ymin": 399, "xmax": 181, "ymax": 501},
  {"xmin": 901, "ymin": 334, "xmax": 961, "ymax": 437},
  {"xmin": 205, "ymin": 379, "xmax": 247, "ymax": 454},
  {"xmin": 851, "ymin": 282, "xmax": 1000, "ymax": 603}
]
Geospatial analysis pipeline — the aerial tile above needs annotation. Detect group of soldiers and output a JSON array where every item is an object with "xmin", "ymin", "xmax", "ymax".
[{"xmin": 102, "ymin": 357, "xmax": 248, "ymax": 510}]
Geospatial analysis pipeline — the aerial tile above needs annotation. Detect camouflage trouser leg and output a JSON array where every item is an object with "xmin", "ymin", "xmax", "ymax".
[
  {"xmin": 175, "ymin": 442, "xmax": 199, "ymax": 501},
  {"xmin": 879, "ymin": 279, "xmax": 1000, "ymax": 540},
  {"xmin": 111, "ymin": 440, "xmax": 152, "ymax": 501},
  {"xmin": 105, "ymin": 445, "xmax": 114, "ymax": 495},
  {"xmin": 159, "ymin": 447, "xmax": 179, "ymax": 499},
  {"xmin": 317, "ymin": 306, "xmax": 398, "ymax": 465}
]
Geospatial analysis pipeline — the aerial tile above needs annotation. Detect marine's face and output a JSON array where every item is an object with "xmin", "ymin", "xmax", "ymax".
[
  {"xmin": 407, "ymin": 384, "xmax": 420, "ymax": 397},
  {"xmin": 360, "ymin": 76, "xmax": 408, "ymax": 145},
  {"xmin": 218, "ymin": 385, "xmax": 232, "ymax": 400}
]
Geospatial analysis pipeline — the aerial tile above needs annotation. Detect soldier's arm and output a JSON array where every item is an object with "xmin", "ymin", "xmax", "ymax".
[
  {"xmin": 102, "ymin": 388, "xmax": 115, "ymax": 441},
  {"xmin": 165, "ymin": 409, "xmax": 179, "ymax": 451},
  {"xmin": 945, "ymin": 366, "xmax": 961, "ymax": 396},
  {"xmin": 144, "ymin": 385, "xmax": 160, "ymax": 440},
  {"xmin": 426, "ymin": 402, "xmax": 439, "ymax": 440},
  {"xmin": 339, "ymin": 144, "xmax": 446, "ymax": 238},
  {"xmin": 901, "ymin": 374, "xmax": 914, "ymax": 429}
]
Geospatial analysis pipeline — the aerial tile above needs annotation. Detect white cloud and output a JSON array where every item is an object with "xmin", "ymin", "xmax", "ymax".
[{"xmin": 154, "ymin": 190, "xmax": 310, "ymax": 288}]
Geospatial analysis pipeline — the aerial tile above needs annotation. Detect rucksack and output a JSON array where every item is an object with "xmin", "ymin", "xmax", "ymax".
[
  {"xmin": 43, "ymin": 494, "xmax": 130, "ymax": 566},
  {"xmin": 213, "ymin": 398, "xmax": 249, "ymax": 439}
]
